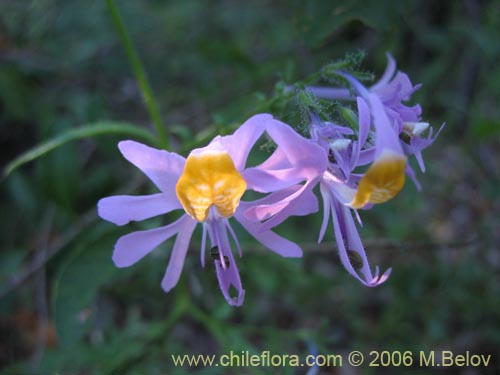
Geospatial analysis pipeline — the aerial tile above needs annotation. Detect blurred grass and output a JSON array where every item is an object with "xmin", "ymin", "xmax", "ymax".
[{"xmin": 1, "ymin": 0, "xmax": 499, "ymax": 374}]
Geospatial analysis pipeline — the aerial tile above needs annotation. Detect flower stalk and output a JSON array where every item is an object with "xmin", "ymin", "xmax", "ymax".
[{"xmin": 105, "ymin": 0, "xmax": 169, "ymax": 149}]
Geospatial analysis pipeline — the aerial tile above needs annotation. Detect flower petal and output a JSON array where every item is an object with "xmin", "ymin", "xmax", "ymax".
[
  {"xmin": 351, "ymin": 96, "xmax": 371, "ymax": 169},
  {"xmin": 112, "ymin": 214, "xmax": 192, "ymax": 267},
  {"xmin": 243, "ymin": 167, "xmax": 304, "ymax": 193},
  {"xmin": 161, "ymin": 216, "xmax": 197, "ymax": 292},
  {"xmin": 118, "ymin": 140, "xmax": 185, "ymax": 193},
  {"xmin": 264, "ymin": 118, "xmax": 327, "ymax": 173},
  {"xmin": 218, "ymin": 114, "xmax": 273, "ymax": 170},
  {"xmin": 98, "ymin": 193, "xmax": 181, "ymax": 226},
  {"xmin": 370, "ymin": 53, "xmax": 396, "ymax": 92},
  {"xmin": 367, "ymin": 93, "xmax": 404, "ymax": 156},
  {"xmin": 214, "ymin": 224, "xmax": 245, "ymax": 306},
  {"xmin": 244, "ymin": 182, "xmax": 319, "ymax": 231},
  {"xmin": 318, "ymin": 184, "xmax": 332, "ymax": 244},
  {"xmin": 332, "ymin": 201, "xmax": 390, "ymax": 286},
  {"xmin": 235, "ymin": 208, "xmax": 303, "ymax": 258},
  {"xmin": 243, "ymin": 117, "xmax": 327, "ymax": 192},
  {"xmin": 245, "ymin": 155, "xmax": 325, "ymax": 193}
]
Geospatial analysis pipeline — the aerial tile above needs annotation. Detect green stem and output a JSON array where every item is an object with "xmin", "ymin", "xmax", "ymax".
[
  {"xmin": 3, "ymin": 121, "xmax": 159, "ymax": 178},
  {"xmin": 105, "ymin": 0, "xmax": 169, "ymax": 149}
]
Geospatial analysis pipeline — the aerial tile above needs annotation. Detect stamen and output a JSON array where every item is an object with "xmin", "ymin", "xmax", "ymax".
[{"xmin": 210, "ymin": 246, "xmax": 230, "ymax": 268}]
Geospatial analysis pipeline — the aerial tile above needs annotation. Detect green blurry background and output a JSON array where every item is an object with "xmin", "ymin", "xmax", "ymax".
[{"xmin": 1, "ymin": 1, "xmax": 499, "ymax": 374}]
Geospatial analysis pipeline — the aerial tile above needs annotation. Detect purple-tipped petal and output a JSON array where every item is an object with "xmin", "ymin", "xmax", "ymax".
[
  {"xmin": 214, "ymin": 226, "xmax": 245, "ymax": 306},
  {"xmin": 112, "ymin": 214, "xmax": 193, "ymax": 268},
  {"xmin": 370, "ymin": 53, "xmax": 397, "ymax": 92},
  {"xmin": 118, "ymin": 140, "xmax": 185, "ymax": 193},
  {"xmin": 331, "ymin": 201, "xmax": 390, "ymax": 286},
  {"xmin": 98, "ymin": 193, "xmax": 181, "ymax": 226},
  {"xmin": 161, "ymin": 216, "xmax": 197, "ymax": 292}
]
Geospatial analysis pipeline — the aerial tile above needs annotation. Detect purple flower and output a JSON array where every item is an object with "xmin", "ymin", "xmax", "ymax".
[
  {"xmin": 366, "ymin": 54, "xmax": 445, "ymax": 188},
  {"xmin": 315, "ymin": 98, "xmax": 392, "ymax": 286},
  {"xmin": 98, "ymin": 114, "xmax": 323, "ymax": 306},
  {"xmin": 246, "ymin": 99, "xmax": 391, "ymax": 286},
  {"xmin": 309, "ymin": 54, "xmax": 443, "ymax": 191},
  {"xmin": 246, "ymin": 54, "xmax": 441, "ymax": 287},
  {"xmin": 370, "ymin": 54, "xmax": 422, "ymax": 132},
  {"xmin": 348, "ymin": 92, "xmax": 407, "ymax": 209}
]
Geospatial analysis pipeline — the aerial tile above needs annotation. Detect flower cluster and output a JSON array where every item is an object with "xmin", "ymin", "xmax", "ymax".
[{"xmin": 98, "ymin": 54, "xmax": 443, "ymax": 306}]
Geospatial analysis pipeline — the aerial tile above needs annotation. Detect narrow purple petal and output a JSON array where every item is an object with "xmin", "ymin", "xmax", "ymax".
[
  {"xmin": 245, "ymin": 182, "xmax": 319, "ymax": 231},
  {"xmin": 367, "ymin": 93, "xmax": 404, "ymax": 157},
  {"xmin": 370, "ymin": 53, "xmax": 396, "ymax": 92},
  {"xmin": 253, "ymin": 146, "xmax": 290, "ymax": 171},
  {"xmin": 357, "ymin": 148, "xmax": 376, "ymax": 166},
  {"xmin": 244, "ymin": 167, "xmax": 304, "ymax": 192},
  {"xmin": 318, "ymin": 184, "xmax": 332, "ymax": 244},
  {"xmin": 112, "ymin": 214, "xmax": 193, "ymax": 268},
  {"xmin": 218, "ymin": 114, "xmax": 272, "ymax": 170},
  {"xmin": 234, "ymin": 209, "xmax": 303, "ymax": 258},
  {"xmin": 403, "ymin": 122, "xmax": 445, "ymax": 172},
  {"xmin": 226, "ymin": 221, "xmax": 243, "ymax": 257},
  {"xmin": 244, "ymin": 118, "xmax": 327, "ymax": 192},
  {"xmin": 214, "ymin": 224, "xmax": 245, "ymax": 306},
  {"xmin": 331, "ymin": 201, "xmax": 390, "ymax": 286},
  {"xmin": 118, "ymin": 140, "xmax": 185, "ymax": 193},
  {"xmin": 200, "ymin": 225, "xmax": 207, "ymax": 268},
  {"xmin": 355, "ymin": 96, "xmax": 371, "ymax": 154},
  {"xmin": 265, "ymin": 118, "xmax": 327, "ymax": 170},
  {"xmin": 161, "ymin": 216, "xmax": 197, "ymax": 292},
  {"xmin": 405, "ymin": 163, "xmax": 422, "ymax": 191},
  {"xmin": 98, "ymin": 193, "xmax": 181, "ymax": 226},
  {"xmin": 244, "ymin": 124, "xmax": 326, "ymax": 193}
]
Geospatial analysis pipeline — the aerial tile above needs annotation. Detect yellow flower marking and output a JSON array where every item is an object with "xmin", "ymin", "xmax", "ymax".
[
  {"xmin": 350, "ymin": 151, "xmax": 406, "ymax": 209},
  {"xmin": 176, "ymin": 150, "xmax": 247, "ymax": 222}
]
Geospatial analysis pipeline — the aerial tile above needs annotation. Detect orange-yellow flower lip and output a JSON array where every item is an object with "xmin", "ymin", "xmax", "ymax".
[
  {"xmin": 350, "ymin": 150, "xmax": 406, "ymax": 209},
  {"xmin": 175, "ymin": 149, "xmax": 247, "ymax": 222}
]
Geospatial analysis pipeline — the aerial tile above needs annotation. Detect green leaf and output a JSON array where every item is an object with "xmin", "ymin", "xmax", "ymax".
[{"xmin": 3, "ymin": 121, "xmax": 159, "ymax": 178}]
